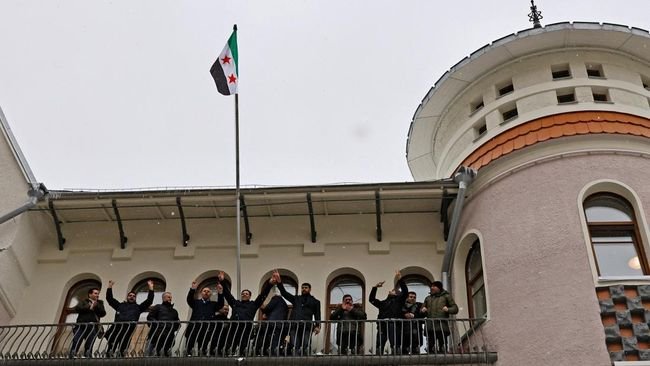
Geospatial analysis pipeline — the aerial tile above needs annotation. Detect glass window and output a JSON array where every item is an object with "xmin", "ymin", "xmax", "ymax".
[
  {"xmin": 584, "ymin": 194, "xmax": 647, "ymax": 276},
  {"xmin": 402, "ymin": 275, "xmax": 430, "ymax": 303},
  {"xmin": 466, "ymin": 241, "xmax": 487, "ymax": 318},
  {"xmin": 131, "ymin": 278, "xmax": 166, "ymax": 321}
]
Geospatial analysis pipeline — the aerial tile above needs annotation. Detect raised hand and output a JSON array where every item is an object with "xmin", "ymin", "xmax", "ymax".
[
  {"xmin": 217, "ymin": 271, "xmax": 225, "ymax": 282},
  {"xmin": 191, "ymin": 280, "xmax": 198, "ymax": 290},
  {"xmin": 108, "ymin": 280, "xmax": 114, "ymax": 288},
  {"xmin": 395, "ymin": 270, "xmax": 402, "ymax": 280},
  {"xmin": 147, "ymin": 280, "xmax": 154, "ymax": 290},
  {"xmin": 375, "ymin": 281, "xmax": 385, "ymax": 288}
]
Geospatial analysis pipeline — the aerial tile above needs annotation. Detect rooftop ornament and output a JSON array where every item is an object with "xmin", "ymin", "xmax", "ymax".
[{"xmin": 528, "ymin": 0, "xmax": 543, "ymax": 29}]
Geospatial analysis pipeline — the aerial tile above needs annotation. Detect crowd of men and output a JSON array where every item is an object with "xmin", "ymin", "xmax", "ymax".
[{"xmin": 68, "ymin": 270, "xmax": 458, "ymax": 358}]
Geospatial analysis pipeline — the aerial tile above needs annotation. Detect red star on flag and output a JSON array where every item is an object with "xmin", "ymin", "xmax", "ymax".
[
  {"xmin": 221, "ymin": 55, "xmax": 231, "ymax": 64},
  {"xmin": 228, "ymin": 74, "xmax": 237, "ymax": 84}
]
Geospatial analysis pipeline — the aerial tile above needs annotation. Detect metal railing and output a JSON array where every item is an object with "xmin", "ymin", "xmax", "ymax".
[{"xmin": 0, "ymin": 319, "xmax": 496, "ymax": 364}]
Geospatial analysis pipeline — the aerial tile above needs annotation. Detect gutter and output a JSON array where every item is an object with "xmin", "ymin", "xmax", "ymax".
[
  {"xmin": 0, "ymin": 183, "xmax": 48, "ymax": 226},
  {"xmin": 441, "ymin": 166, "xmax": 476, "ymax": 290}
]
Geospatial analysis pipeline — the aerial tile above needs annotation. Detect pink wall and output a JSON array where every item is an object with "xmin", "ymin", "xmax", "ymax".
[{"xmin": 457, "ymin": 153, "xmax": 650, "ymax": 365}]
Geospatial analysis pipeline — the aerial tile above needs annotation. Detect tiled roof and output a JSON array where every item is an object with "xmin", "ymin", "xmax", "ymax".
[{"xmin": 462, "ymin": 111, "xmax": 650, "ymax": 171}]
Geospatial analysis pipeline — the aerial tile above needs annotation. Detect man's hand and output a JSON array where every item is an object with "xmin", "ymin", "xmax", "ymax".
[
  {"xmin": 108, "ymin": 280, "xmax": 114, "ymax": 288},
  {"xmin": 217, "ymin": 284, "xmax": 223, "ymax": 294},
  {"xmin": 442, "ymin": 306, "xmax": 449, "ymax": 313},
  {"xmin": 218, "ymin": 271, "xmax": 225, "ymax": 282},
  {"xmin": 395, "ymin": 270, "xmax": 402, "ymax": 280},
  {"xmin": 191, "ymin": 280, "xmax": 198, "ymax": 290},
  {"xmin": 342, "ymin": 303, "xmax": 353, "ymax": 311},
  {"xmin": 269, "ymin": 276, "xmax": 277, "ymax": 285},
  {"xmin": 420, "ymin": 306, "xmax": 428, "ymax": 313},
  {"xmin": 375, "ymin": 281, "xmax": 385, "ymax": 288},
  {"xmin": 313, "ymin": 327, "xmax": 321, "ymax": 335},
  {"xmin": 405, "ymin": 313, "xmax": 415, "ymax": 319},
  {"xmin": 147, "ymin": 280, "xmax": 154, "ymax": 290},
  {"xmin": 272, "ymin": 269, "xmax": 282, "ymax": 283}
]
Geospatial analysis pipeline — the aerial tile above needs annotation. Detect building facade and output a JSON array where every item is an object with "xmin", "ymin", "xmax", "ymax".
[{"xmin": 2, "ymin": 21, "xmax": 650, "ymax": 365}]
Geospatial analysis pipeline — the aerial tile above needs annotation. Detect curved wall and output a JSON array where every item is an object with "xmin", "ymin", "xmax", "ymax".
[{"xmin": 454, "ymin": 152, "xmax": 650, "ymax": 365}]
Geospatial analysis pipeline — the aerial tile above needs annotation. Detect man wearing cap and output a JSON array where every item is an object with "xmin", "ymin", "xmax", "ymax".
[{"xmin": 421, "ymin": 281, "xmax": 458, "ymax": 353}]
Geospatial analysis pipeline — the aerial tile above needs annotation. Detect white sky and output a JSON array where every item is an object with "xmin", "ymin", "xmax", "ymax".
[{"xmin": 1, "ymin": 0, "xmax": 649, "ymax": 190}]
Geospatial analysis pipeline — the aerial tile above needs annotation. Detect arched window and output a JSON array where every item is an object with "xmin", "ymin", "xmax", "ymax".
[
  {"xmin": 401, "ymin": 275, "xmax": 430, "ymax": 304},
  {"xmin": 465, "ymin": 241, "xmax": 486, "ymax": 318},
  {"xmin": 584, "ymin": 193, "xmax": 648, "ymax": 276},
  {"xmin": 326, "ymin": 274, "xmax": 365, "ymax": 353},
  {"xmin": 58, "ymin": 279, "xmax": 103, "ymax": 324},
  {"xmin": 131, "ymin": 278, "xmax": 166, "ymax": 321},
  {"xmin": 196, "ymin": 277, "xmax": 231, "ymax": 302}
]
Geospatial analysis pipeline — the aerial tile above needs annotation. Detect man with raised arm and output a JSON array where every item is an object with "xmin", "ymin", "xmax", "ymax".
[
  {"xmin": 272, "ymin": 269, "xmax": 321, "ymax": 355},
  {"xmin": 369, "ymin": 270, "xmax": 408, "ymax": 354},
  {"xmin": 104, "ymin": 279, "xmax": 154, "ymax": 357},
  {"xmin": 218, "ymin": 271, "xmax": 274, "ymax": 356},
  {"xmin": 184, "ymin": 279, "xmax": 224, "ymax": 356}
]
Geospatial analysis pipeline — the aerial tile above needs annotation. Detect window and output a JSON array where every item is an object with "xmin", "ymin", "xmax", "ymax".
[
  {"xmin": 593, "ymin": 88, "xmax": 609, "ymax": 102},
  {"xmin": 53, "ymin": 279, "xmax": 102, "ymax": 354},
  {"xmin": 465, "ymin": 241, "xmax": 487, "ymax": 318},
  {"xmin": 470, "ymin": 97, "xmax": 484, "ymax": 113},
  {"xmin": 556, "ymin": 89, "xmax": 576, "ymax": 104},
  {"xmin": 586, "ymin": 63, "xmax": 604, "ymax": 78},
  {"xmin": 501, "ymin": 106, "xmax": 518, "ymax": 122},
  {"xmin": 497, "ymin": 81, "xmax": 514, "ymax": 97},
  {"xmin": 474, "ymin": 119, "xmax": 487, "ymax": 138},
  {"xmin": 401, "ymin": 275, "xmax": 431, "ymax": 302},
  {"xmin": 551, "ymin": 64, "xmax": 571, "ymax": 80},
  {"xmin": 584, "ymin": 194, "xmax": 648, "ymax": 277},
  {"xmin": 131, "ymin": 278, "xmax": 166, "ymax": 321},
  {"xmin": 326, "ymin": 274, "xmax": 365, "ymax": 353}
]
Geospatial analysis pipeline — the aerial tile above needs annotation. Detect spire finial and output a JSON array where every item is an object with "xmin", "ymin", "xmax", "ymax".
[{"xmin": 528, "ymin": 0, "xmax": 543, "ymax": 29}]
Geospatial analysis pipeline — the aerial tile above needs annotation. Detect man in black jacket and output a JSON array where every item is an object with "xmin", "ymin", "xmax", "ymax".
[
  {"xmin": 218, "ymin": 271, "xmax": 274, "ymax": 356},
  {"xmin": 331, "ymin": 294, "xmax": 367, "ymax": 355},
  {"xmin": 256, "ymin": 293, "xmax": 289, "ymax": 355},
  {"xmin": 401, "ymin": 291, "xmax": 425, "ymax": 355},
  {"xmin": 147, "ymin": 292, "xmax": 180, "ymax": 357},
  {"xmin": 185, "ymin": 280, "xmax": 224, "ymax": 356},
  {"xmin": 273, "ymin": 270, "xmax": 321, "ymax": 356},
  {"xmin": 369, "ymin": 271, "xmax": 408, "ymax": 355},
  {"xmin": 69, "ymin": 287, "xmax": 106, "ymax": 358},
  {"xmin": 104, "ymin": 279, "xmax": 154, "ymax": 357}
]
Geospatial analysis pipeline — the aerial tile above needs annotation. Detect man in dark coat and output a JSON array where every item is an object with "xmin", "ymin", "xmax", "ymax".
[
  {"xmin": 402, "ymin": 291, "xmax": 425, "ymax": 354},
  {"xmin": 218, "ymin": 271, "xmax": 274, "ymax": 356},
  {"xmin": 369, "ymin": 271, "xmax": 408, "ymax": 354},
  {"xmin": 256, "ymin": 293, "xmax": 289, "ymax": 355},
  {"xmin": 69, "ymin": 287, "xmax": 106, "ymax": 358},
  {"xmin": 210, "ymin": 303, "xmax": 230, "ymax": 356},
  {"xmin": 104, "ymin": 279, "xmax": 154, "ymax": 357},
  {"xmin": 147, "ymin": 291, "xmax": 180, "ymax": 357},
  {"xmin": 184, "ymin": 280, "xmax": 224, "ymax": 356},
  {"xmin": 273, "ymin": 270, "xmax": 321, "ymax": 356},
  {"xmin": 330, "ymin": 294, "xmax": 367, "ymax": 355}
]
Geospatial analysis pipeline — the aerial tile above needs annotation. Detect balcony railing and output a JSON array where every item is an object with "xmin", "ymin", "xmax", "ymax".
[{"xmin": 0, "ymin": 319, "xmax": 496, "ymax": 364}]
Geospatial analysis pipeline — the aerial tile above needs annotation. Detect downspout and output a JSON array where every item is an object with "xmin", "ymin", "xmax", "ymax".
[
  {"xmin": 0, "ymin": 183, "xmax": 48, "ymax": 226},
  {"xmin": 441, "ymin": 166, "xmax": 476, "ymax": 290}
]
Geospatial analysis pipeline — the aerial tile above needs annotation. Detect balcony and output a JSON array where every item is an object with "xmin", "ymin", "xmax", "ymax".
[{"xmin": 0, "ymin": 319, "xmax": 496, "ymax": 365}]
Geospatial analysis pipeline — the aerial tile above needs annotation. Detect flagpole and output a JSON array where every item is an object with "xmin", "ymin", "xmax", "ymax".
[{"xmin": 234, "ymin": 23, "xmax": 241, "ymax": 295}]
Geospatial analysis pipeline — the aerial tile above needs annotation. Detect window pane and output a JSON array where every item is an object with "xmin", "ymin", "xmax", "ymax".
[
  {"xmin": 585, "ymin": 197, "xmax": 633, "ymax": 222},
  {"xmin": 404, "ymin": 278, "xmax": 430, "ymax": 302},
  {"xmin": 467, "ymin": 248, "xmax": 482, "ymax": 279},
  {"xmin": 329, "ymin": 282, "xmax": 362, "ymax": 304},
  {"xmin": 593, "ymin": 242, "xmax": 644, "ymax": 276},
  {"xmin": 472, "ymin": 286, "xmax": 487, "ymax": 318}
]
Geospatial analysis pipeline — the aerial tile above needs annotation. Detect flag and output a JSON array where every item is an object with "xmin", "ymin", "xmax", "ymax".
[{"xmin": 210, "ymin": 29, "xmax": 238, "ymax": 96}]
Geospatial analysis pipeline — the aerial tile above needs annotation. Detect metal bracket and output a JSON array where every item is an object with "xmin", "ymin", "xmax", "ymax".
[
  {"xmin": 111, "ymin": 199, "xmax": 128, "ymax": 249},
  {"xmin": 375, "ymin": 191, "xmax": 382, "ymax": 242},
  {"xmin": 307, "ymin": 193, "xmax": 317, "ymax": 243},
  {"xmin": 48, "ymin": 201, "xmax": 66, "ymax": 250},
  {"xmin": 176, "ymin": 197, "xmax": 190, "ymax": 246},
  {"xmin": 240, "ymin": 194, "xmax": 252, "ymax": 245}
]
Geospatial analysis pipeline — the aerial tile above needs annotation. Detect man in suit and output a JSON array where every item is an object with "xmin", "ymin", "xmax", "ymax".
[{"xmin": 69, "ymin": 287, "xmax": 106, "ymax": 358}]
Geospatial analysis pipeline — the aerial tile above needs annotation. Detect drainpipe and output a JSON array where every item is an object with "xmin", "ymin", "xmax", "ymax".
[
  {"xmin": 0, "ymin": 183, "xmax": 48, "ymax": 226},
  {"xmin": 441, "ymin": 166, "xmax": 476, "ymax": 291}
]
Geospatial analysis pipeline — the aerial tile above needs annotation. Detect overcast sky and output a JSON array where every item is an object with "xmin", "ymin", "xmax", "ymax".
[{"xmin": 1, "ymin": 0, "xmax": 649, "ymax": 190}]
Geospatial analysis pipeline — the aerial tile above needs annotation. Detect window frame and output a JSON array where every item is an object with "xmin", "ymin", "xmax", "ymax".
[
  {"xmin": 465, "ymin": 241, "xmax": 486, "ymax": 319},
  {"xmin": 584, "ymin": 193, "xmax": 649, "ymax": 277}
]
